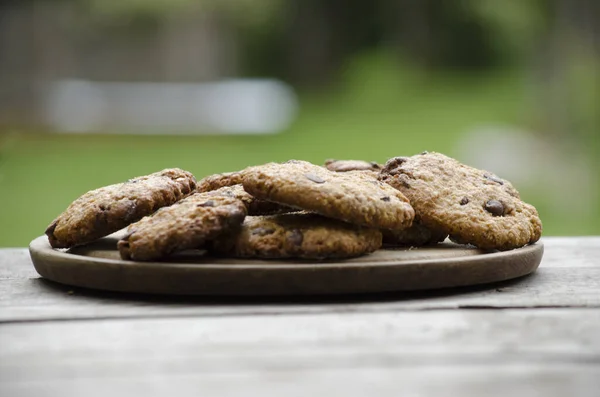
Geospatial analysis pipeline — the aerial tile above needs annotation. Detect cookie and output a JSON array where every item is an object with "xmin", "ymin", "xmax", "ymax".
[
  {"xmin": 382, "ymin": 221, "xmax": 448, "ymax": 247},
  {"xmin": 197, "ymin": 171, "xmax": 244, "ymax": 193},
  {"xmin": 118, "ymin": 191, "xmax": 247, "ymax": 261},
  {"xmin": 204, "ymin": 184, "xmax": 291, "ymax": 216},
  {"xmin": 45, "ymin": 168, "xmax": 197, "ymax": 248},
  {"xmin": 379, "ymin": 152, "xmax": 542, "ymax": 250},
  {"xmin": 324, "ymin": 168, "xmax": 446, "ymax": 246},
  {"xmin": 243, "ymin": 160, "xmax": 415, "ymax": 230},
  {"xmin": 210, "ymin": 212, "xmax": 382, "ymax": 259},
  {"xmin": 324, "ymin": 159, "xmax": 382, "ymax": 173},
  {"xmin": 323, "ymin": 165, "xmax": 446, "ymax": 246},
  {"xmin": 197, "ymin": 169, "xmax": 293, "ymax": 215}
]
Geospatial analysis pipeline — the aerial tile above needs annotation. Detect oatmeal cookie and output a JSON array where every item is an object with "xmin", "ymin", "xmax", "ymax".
[
  {"xmin": 118, "ymin": 190, "xmax": 246, "ymax": 261},
  {"xmin": 196, "ymin": 171, "xmax": 244, "ymax": 193},
  {"xmin": 243, "ymin": 160, "xmax": 415, "ymax": 230},
  {"xmin": 204, "ymin": 184, "xmax": 290, "ymax": 216},
  {"xmin": 382, "ymin": 221, "xmax": 448, "ymax": 247},
  {"xmin": 379, "ymin": 152, "xmax": 542, "ymax": 250},
  {"xmin": 46, "ymin": 168, "xmax": 196, "ymax": 248},
  {"xmin": 211, "ymin": 212, "xmax": 382, "ymax": 259}
]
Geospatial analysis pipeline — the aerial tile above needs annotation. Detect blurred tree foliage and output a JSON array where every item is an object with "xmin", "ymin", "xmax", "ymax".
[
  {"xmin": 71, "ymin": 0, "xmax": 596, "ymax": 82},
  {"xmin": 68, "ymin": 0, "xmax": 600, "ymax": 148},
  {"xmin": 80, "ymin": 0, "xmax": 282, "ymax": 26},
  {"xmin": 2, "ymin": 0, "xmax": 596, "ymax": 138}
]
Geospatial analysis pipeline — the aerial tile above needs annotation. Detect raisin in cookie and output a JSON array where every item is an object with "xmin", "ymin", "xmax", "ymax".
[
  {"xmin": 211, "ymin": 212, "xmax": 382, "ymax": 259},
  {"xmin": 243, "ymin": 160, "xmax": 414, "ymax": 231},
  {"xmin": 379, "ymin": 152, "xmax": 542, "ymax": 250},
  {"xmin": 118, "ymin": 189, "xmax": 246, "ymax": 261},
  {"xmin": 46, "ymin": 168, "xmax": 197, "ymax": 248}
]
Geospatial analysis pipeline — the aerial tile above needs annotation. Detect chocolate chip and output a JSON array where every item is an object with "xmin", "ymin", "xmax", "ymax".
[
  {"xmin": 399, "ymin": 174, "xmax": 411, "ymax": 188},
  {"xmin": 287, "ymin": 229, "xmax": 304, "ymax": 246},
  {"xmin": 381, "ymin": 196, "xmax": 391, "ymax": 202},
  {"xmin": 485, "ymin": 200, "xmax": 504, "ymax": 216},
  {"xmin": 226, "ymin": 209, "xmax": 246, "ymax": 226},
  {"xmin": 198, "ymin": 200, "xmax": 215, "ymax": 207},
  {"xmin": 370, "ymin": 161, "xmax": 382, "ymax": 169},
  {"xmin": 123, "ymin": 201, "xmax": 138, "ymax": 222},
  {"xmin": 305, "ymin": 173, "xmax": 326, "ymax": 184},
  {"xmin": 484, "ymin": 173, "xmax": 504, "ymax": 185},
  {"xmin": 93, "ymin": 211, "xmax": 109, "ymax": 233},
  {"xmin": 382, "ymin": 157, "xmax": 409, "ymax": 174},
  {"xmin": 389, "ymin": 156, "xmax": 408, "ymax": 165},
  {"xmin": 460, "ymin": 197, "xmax": 469, "ymax": 205},
  {"xmin": 252, "ymin": 227, "xmax": 275, "ymax": 236}
]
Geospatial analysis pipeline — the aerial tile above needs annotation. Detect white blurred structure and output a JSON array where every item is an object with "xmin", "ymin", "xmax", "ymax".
[
  {"xmin": 41, "ymin": 79, "xmax": 298, "ymax": 134},
  {"xmin": 455, "ymin": 125, "xmax": 598, "ymax": 217}
]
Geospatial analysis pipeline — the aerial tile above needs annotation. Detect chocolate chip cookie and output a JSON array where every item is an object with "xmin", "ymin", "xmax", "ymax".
[
  {"xmin": 323, "ymin": 164, "xmax": 444, "ymax": 245},
  {"xmin": 382, "ymin": 221, "xmax": 448, "ymax": 247},
  {"xmin": 210, "ymin": 212, "xmax": 382, "ymax": 259},
  {"xmin": 118, "ymin": 190, "xmax": 247, "ymax": 261},
  {"xmin": 379, "ymin": 152, "xmax": 542, "ymax": 250},
  {"xmin": 243, "ymin": 160, "xmax": 415, "ymax": 231},
  {"xmin": 206, "ymin": 184, "xmax": 291, "ymax": 216},
  {"xmin": 46, "ymin": 168, "xmax": 197, "ymax": 248},
  {"xmin": 324, "ymin": 159, "xmax": 382, "ymax": 173},
  {"xmin": 197, "ymin": 169, "xmax": 293, "ymax": 215},
  {"xmin": 197, "ymin": 171, "xmax": 244, "ymax": 193}
]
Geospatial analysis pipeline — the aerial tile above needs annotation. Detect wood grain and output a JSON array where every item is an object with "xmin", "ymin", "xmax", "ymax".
[
  {"xmin": 1, "ymin": 238, "xmax": 599, "ymax": 396},
  {"xmin": 2, "ymin": 365, "xmax": 598, "ymax": 397},
  {"xmin": 0, "ymin": 266, "xmax": 598, "ymax": 323},
  {"xmin": 0, "ymin": 248, "xmax": 38, "ymax": 280},
  {"xmin": 1, "ymin": 309, "xmax": 599, "ymax": 397},
  {"xmin": 0, "ymin": 237, "xmax": 599, "ymax": 322}
]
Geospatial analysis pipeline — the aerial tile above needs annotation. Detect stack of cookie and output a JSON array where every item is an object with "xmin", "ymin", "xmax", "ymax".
[{"xmin": 45, "ymin": 152, "xmax": 542, "ymax": 262}]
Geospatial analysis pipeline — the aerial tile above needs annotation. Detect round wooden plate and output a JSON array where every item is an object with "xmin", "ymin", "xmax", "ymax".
[{"xmin": 29, "ymin": 231, "xmax": 543, "ymax": 296}]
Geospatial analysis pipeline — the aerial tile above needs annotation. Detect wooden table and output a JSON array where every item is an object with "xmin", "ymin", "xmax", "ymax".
[{"xmin": 1, "ymin": 237, "xmax": 599, "ymax": 396}]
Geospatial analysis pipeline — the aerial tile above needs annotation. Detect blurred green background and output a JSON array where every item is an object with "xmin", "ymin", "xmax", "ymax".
[{"xmin": 1, "ymin": 0, "xmax": 599, "ymax": 246}]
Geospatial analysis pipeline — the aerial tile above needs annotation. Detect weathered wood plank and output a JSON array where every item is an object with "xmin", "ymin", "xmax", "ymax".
[
  {"xmin": 2, "ymin": 365, "xmax": 599, "ymax": 397},
  {"xmin": 2, "ymin": 309, "xmax": 599, "ymax": 373},
  {"xmin": 0, "ymin": 237, "xmax": 599, "ymax": 322},
  {"xmin": 1, "ymin": 266, "xmax": 599, "ymax": 322},
  {"xmin": 541, "ymin": 237, "xmax": 600, "ymax": 268},
  {"xmin": 1, "ymin": 309, "xmax": 599, "ymax": 396},
  {"xmin": 0, "ymin": 248, "xmax": 38, "ymax": 279}
]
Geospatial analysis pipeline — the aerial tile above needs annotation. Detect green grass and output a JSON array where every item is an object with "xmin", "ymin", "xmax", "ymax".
[{"xmin": 1, "ymin": 52, "xmax": 597, "ymax": 246}]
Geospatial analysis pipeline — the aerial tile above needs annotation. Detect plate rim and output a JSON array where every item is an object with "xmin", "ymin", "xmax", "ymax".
[
  {"xmin": 29, "ymin": 235, "xmax": 543, "ymax": 271},
  {"xmin": 28, "ymin": 235, "xmax": 544, "ymax": 295}
]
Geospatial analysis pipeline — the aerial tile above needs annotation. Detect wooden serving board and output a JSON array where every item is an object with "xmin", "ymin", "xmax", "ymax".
[{"xmin": 29, "ymin": 231, "xmax": 543, "ymax": 296}]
